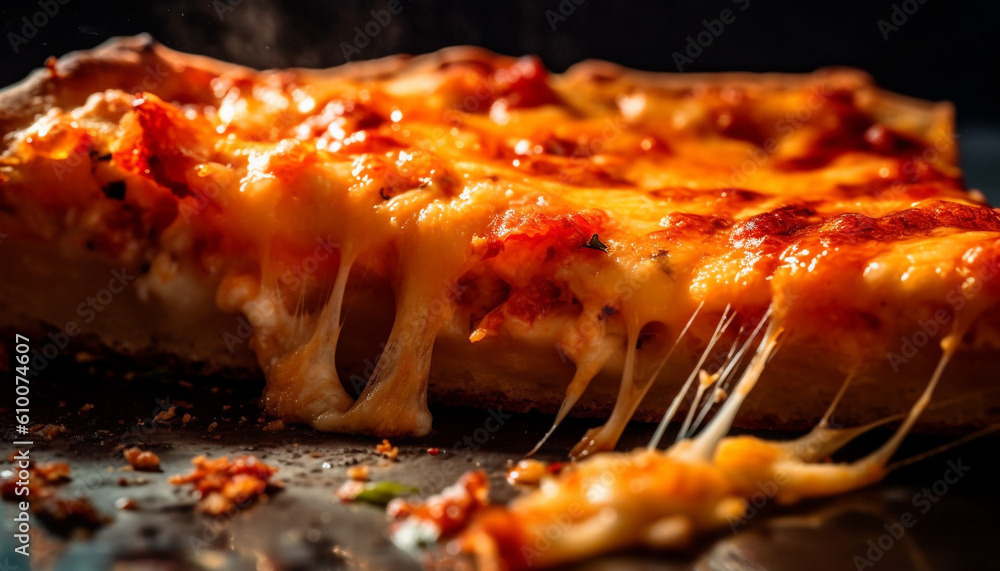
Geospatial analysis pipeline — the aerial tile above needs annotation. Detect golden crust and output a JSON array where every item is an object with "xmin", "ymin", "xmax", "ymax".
[
  {"xmin": 1, "ymin": 38, "xmax": 505, "ymax": 132},
  {"xmin": 1, "ymin": 36, "xmax": 951, "ymax": 148}
]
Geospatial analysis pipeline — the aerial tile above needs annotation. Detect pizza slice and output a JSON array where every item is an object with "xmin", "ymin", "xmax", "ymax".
[{"xmin": 1, "ymin": 35, "xmax": 998, "ymax": 462}]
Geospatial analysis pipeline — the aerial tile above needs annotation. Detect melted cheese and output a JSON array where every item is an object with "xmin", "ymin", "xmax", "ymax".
[{"xmin": 2, "ymin": 44, "xmax": 999, "ymax": 441}]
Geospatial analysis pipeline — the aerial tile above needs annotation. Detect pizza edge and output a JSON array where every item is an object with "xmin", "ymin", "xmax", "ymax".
[{"xmin": 1, "ymin": 34, "xmax": 957, "ymax": 157}]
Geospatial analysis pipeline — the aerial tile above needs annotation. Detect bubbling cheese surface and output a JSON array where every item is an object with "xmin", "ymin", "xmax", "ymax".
[{"xmin": 2, "ymin": 42, "xmax": 999, "ymax": 440}]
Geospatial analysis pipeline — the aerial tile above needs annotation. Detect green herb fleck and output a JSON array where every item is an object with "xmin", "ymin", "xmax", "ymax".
[{"xmin": 351, "ymin": 481, "xmax": 419, "ymax": 506}]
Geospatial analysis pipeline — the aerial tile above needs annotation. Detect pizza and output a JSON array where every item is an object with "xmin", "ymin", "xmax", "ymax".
[{"xmin": 1, "ymin": 35, "xmax": 999, "ymax": 566}]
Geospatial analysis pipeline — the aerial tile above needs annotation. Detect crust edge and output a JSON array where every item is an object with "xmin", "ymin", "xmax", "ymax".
[{"xmin": 2, "ymin": 35, "xmax": 957, "ymax": 163}]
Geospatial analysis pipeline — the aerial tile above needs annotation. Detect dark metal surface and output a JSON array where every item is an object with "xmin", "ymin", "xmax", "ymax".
[
  {"xmin": 1, "ymin": 359, "xmax": 999, "ymax": 571},
  {"xmin": 960, "ymin": 126, "xmax": 1000, "ymax": 203}
]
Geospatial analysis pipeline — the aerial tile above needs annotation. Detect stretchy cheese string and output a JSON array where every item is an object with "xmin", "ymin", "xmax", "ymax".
[
  {"xmin": 679, "ymin": 324, "xmax": 742, "ymax": 443},
  {"xmin": 568, "ymin": 324, "xmax": 641, "ymax": 458},
  {"xmin": 558, "ymin": 301, "xmax": 704, "ymax": 458},
  {"xmin": 820, "ymin": 367, "xmax": 857, "ymax": 427},
  {"xmin": 320, "ymin": 252, "xmax": 358, "ymax": 367},
  {"xmin": 676, "ymin": 313, "xmax": 782, "ymax": 461},
  {"xmin": 789, "ymin": 385, "xmax": 1000, "ymax": 464},
  {"xmin": 322, "ymin": 274, "xmax": 443, "ymax": 435},
  {"xmin": 865, "ymin": 337, "xmax": 959, "ymax": 467},
  {"xmin": 887, "ymin": 423, "xmax": 1000, "ymax": 472},
  {"xmin": 678, "ymin": 369, "xmax": 719, "ymax": 444},
  {"xmin": 527, "ymin": 335, "xmax": 616, "ymax": 457},
  {"xmin": 249, "ymin": 230, "xmax": 356, "ymax": 421},
  {"xmin": 646, "ymin": 304, "xmax": 734, "ymax": 451},
  {"xmin": 686, "ymin": 322, "xmax": 752, "ymax": 438},
  {"xmin": 748, "ymin": 315, "xmax": 978, "ymax": 505},
  {"xmin": 307, "ymin": 251, "xmax": 358, "ymax": 402}
]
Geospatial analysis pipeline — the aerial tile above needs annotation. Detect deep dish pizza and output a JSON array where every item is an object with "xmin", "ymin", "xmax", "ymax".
[{"xmin": 2, "ymin": 34, "xmax": 999, "ymax": 569}]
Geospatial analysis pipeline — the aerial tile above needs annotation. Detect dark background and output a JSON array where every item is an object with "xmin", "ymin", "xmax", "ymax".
[{"xmin": 1, "ymin": 0, "xmax": 998, "ymax": 194}]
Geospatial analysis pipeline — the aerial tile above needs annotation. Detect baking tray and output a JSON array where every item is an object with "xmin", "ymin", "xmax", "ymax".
[{"xmin": 1, "ymin": 358, "xmax": 998, "ymax": 571}]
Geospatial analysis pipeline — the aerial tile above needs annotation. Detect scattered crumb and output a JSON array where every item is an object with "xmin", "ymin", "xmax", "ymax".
[
  {"xmin": 375, "ymin": 439, "xmax": 399, "ymax": 460},
  {"xmin": 222, "ymin": 404, "xmax": 231, "ymax": 411},
  {"xmin": 346, "ymin": 465, "xmax": 370, "ymax": 481},
  {"xmin": 2, "ymin": 462, "xmax": 71, "ymax": 499},
  {"xmin": 117, "ymin": 477, "xmax": 149, "ymax": 487},
  {"xmin": 169, "ymin": 455, "xmax": 279, "ymax": 516},
  {"xmin": 178, "ymin": 380, "xmax": 194, "ymax": 389},
  {"xmin": 115, "ymin": 497, "xmax": 139, "ymax": 511},
  {"xmin": 2, "ymin": 463, "xmax": 107, "ymax": 534},
  {"xmin": 182, "ymin": 413, "xmax": 192, "ymax": 424},
  {"xmin": 336, "ymin": 481, "xmax": 366, "ymax": 502},
  {"xmin": 714, "ymin": 388, "xmax": 728, "ymax": 403},
  {"xmin": 507, "ymin": 459, "xmax": 547, "ymax": 486},
  {"xmin": 387, "ymin": 471, "xmax": 488, "ymax": 536},
  {"xmin": 154, "ymin": 407, "xmax": 176, "ymax": 423},
  {"xmin": 207, "ymin": 422, "xmax": 218, "ymax": 432},
  {"xmin": 2, "ymin": 479, "xmax": 25, "ymax": 500},
  {"xmin": 263, "ymin": 420, "xmax": 285, "ymax": 432},
  {"xmin": 35, "ymin": 496, "xmax": 111, "ymax": 535},
  {"xmin": 74, "ymin": 352, "xmax": 95, "ymax": 363},
  {"xmin": 35, "ymin": 462, "xmax": 72, "ymax": 484},
  {"xmin": 79, "ymin": 403, "xmax": 95, "ymax": 413},
  {"xmin": 426, "ymin": 448, "xmax": 441, "ymax": 456},
  {"xmin": 123, "ymin": 447, "xmax": 161, "ymax": 472},
  {"xmin": 35, "ymin": 424, "xmax": 67, "ymax": 440}
]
